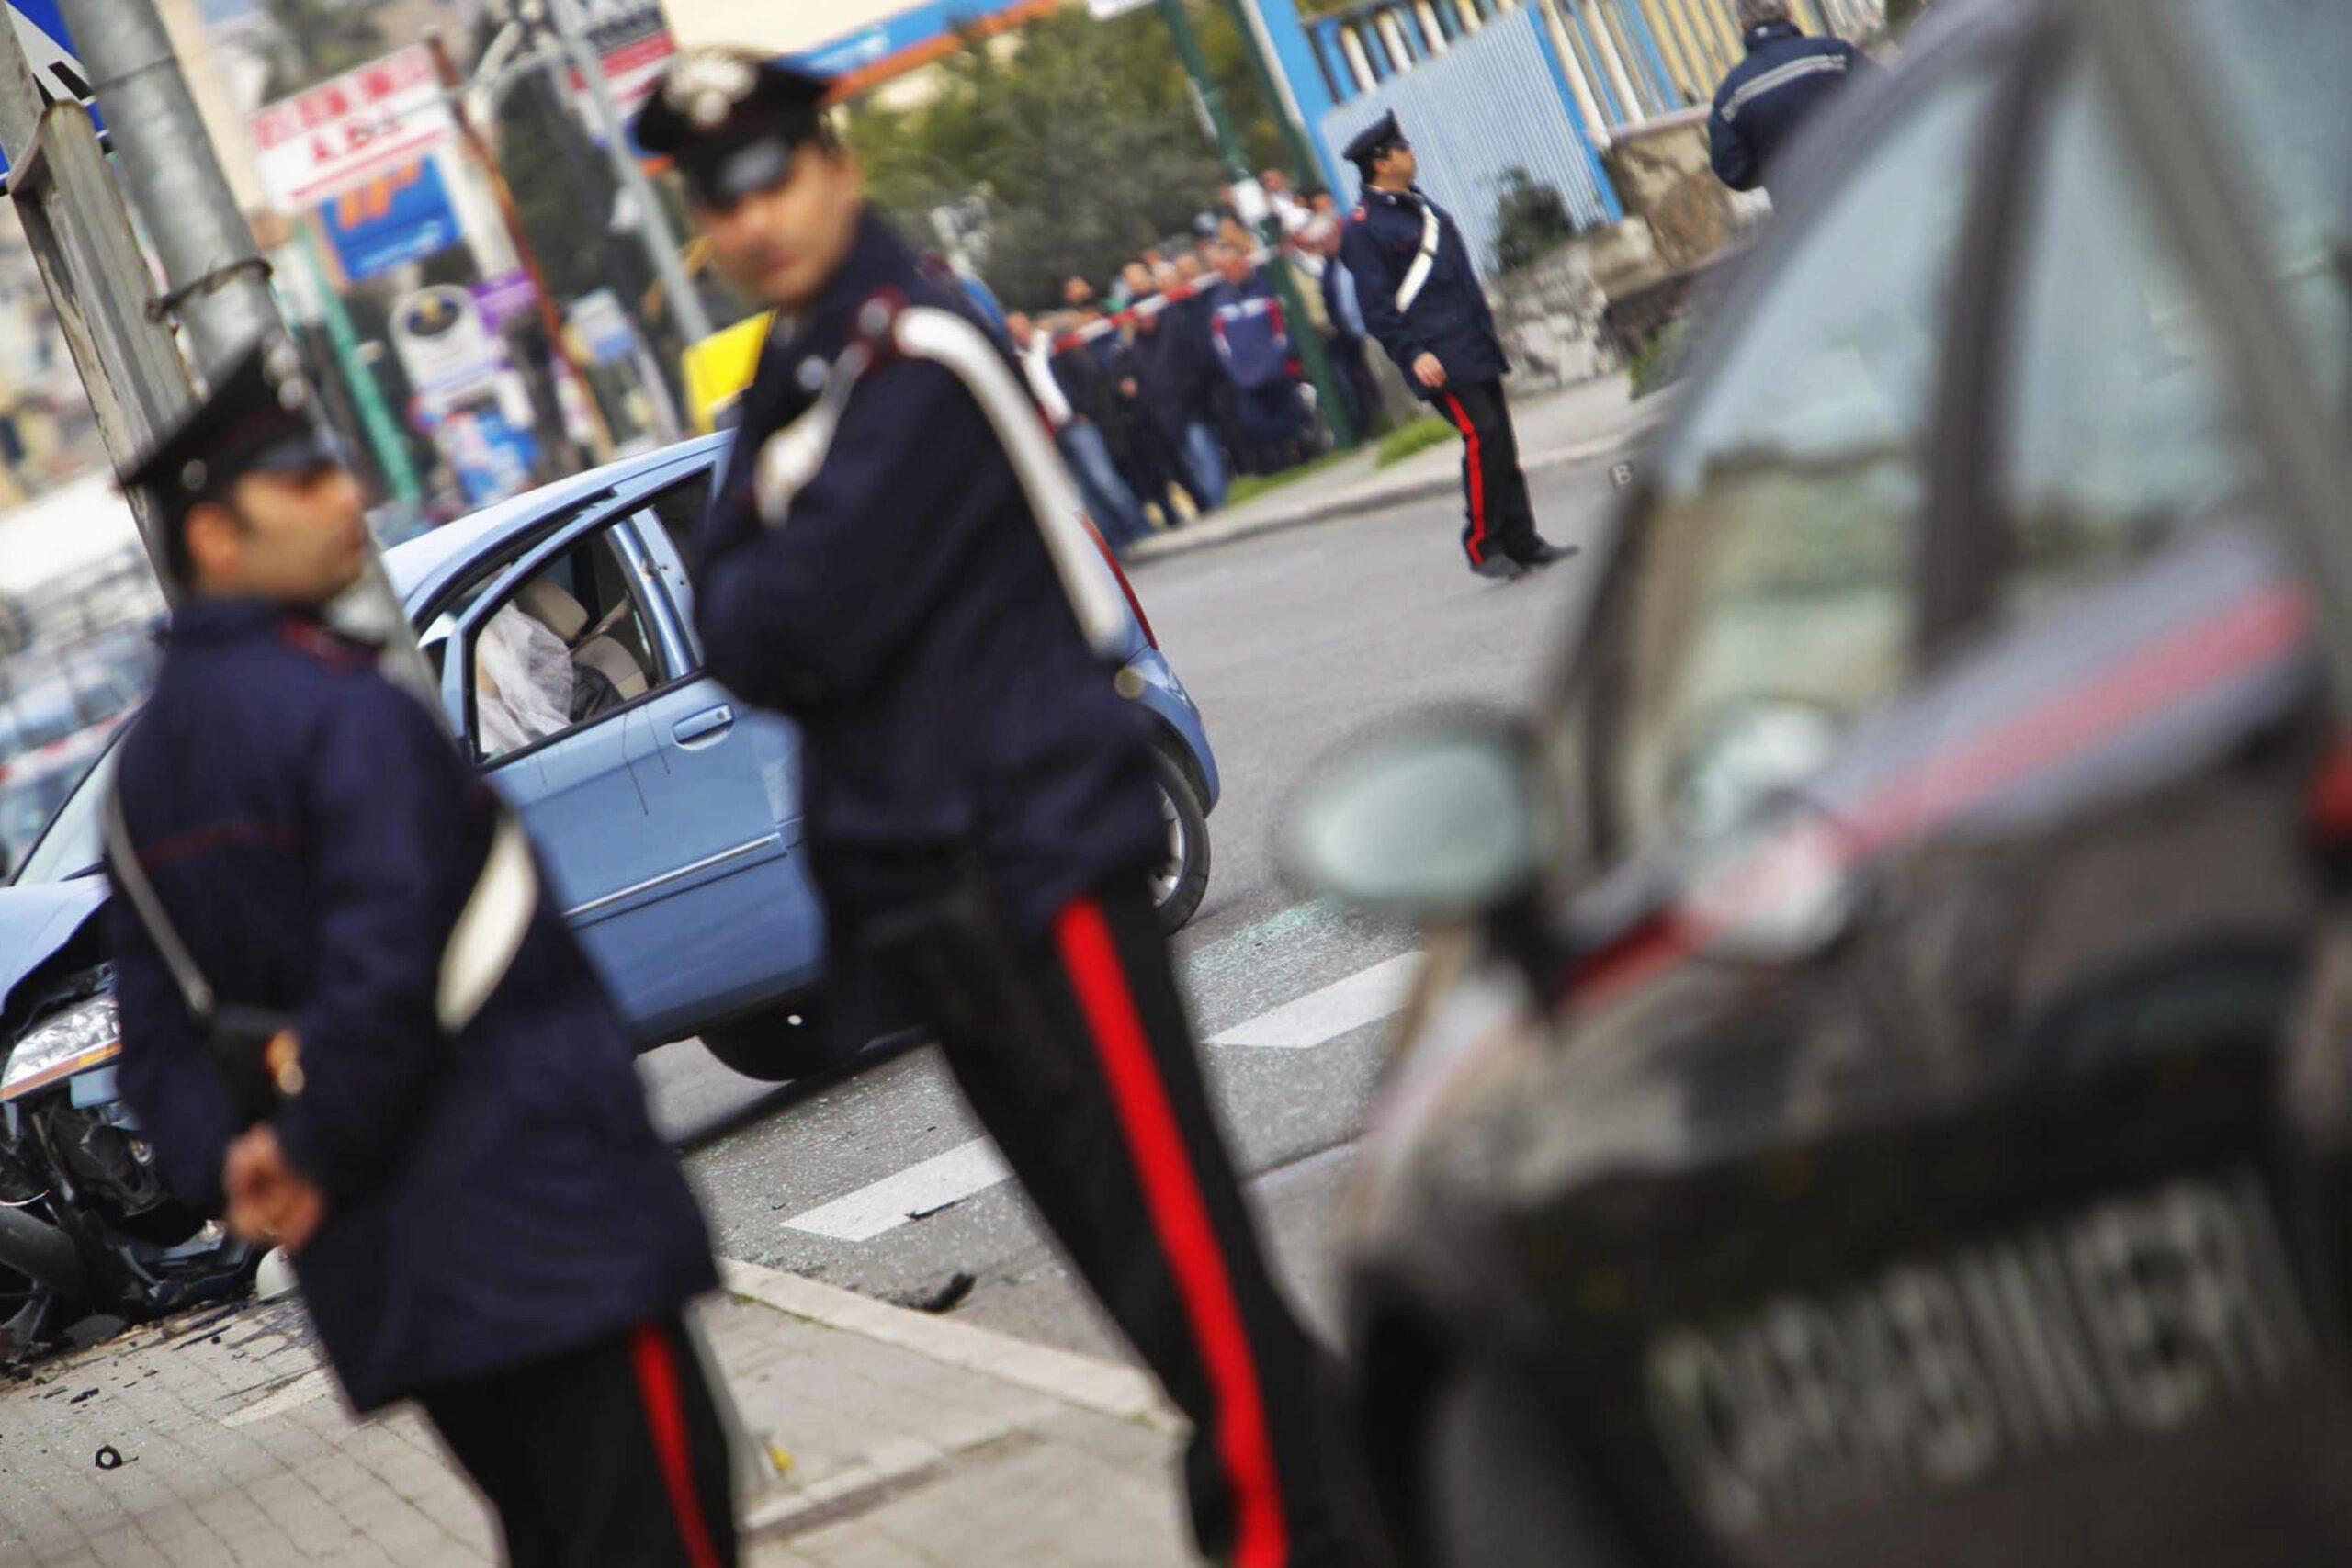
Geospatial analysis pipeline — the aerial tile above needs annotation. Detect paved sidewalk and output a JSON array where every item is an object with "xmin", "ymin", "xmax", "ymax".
[
  {"xmin": 1128, "ymin": 373, "xmax": 1668, "ymax": 566},
  {"xmin": 0, "ymin": 1260, "xmax": 1195, "ymax": 1567}
]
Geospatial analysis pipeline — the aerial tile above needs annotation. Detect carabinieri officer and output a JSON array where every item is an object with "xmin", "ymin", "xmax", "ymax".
[
  {"xmin": 1338, "ymin": 110, "xmax": 1573, "ymax": 581},
  {"xmin": 635, "ymin": 51, "xmax": 1351, "ymax": 1568},
  {"xmin": 107, "ymin": 339, "xmax": 734, "ymax": 1568}
]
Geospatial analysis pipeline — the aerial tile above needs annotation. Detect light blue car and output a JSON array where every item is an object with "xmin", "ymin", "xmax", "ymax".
[{"xmin": 0, "ymin": 435, "xmax": 1218, "ymax": 1082}]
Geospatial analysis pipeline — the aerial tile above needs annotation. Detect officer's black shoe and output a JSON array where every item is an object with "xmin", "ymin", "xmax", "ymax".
[
  {"xmin": 1511, "ymin": 538, "xmax": 1580, "ymax": 568},
  {"xmin": 1471, "ymin": 555, "xmax": 1528, "ymax": 581}
]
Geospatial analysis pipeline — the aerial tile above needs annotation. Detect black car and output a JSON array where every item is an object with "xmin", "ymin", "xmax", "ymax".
[{"xmin": 1288, "ymin": 0, "xmax": 2352, "ymax": 1562}]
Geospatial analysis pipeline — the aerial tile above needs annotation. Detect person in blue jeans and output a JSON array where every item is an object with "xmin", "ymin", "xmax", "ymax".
[{"xmin": 1009, "ymin": 311, "xmax": 1151, "ymax": 548}]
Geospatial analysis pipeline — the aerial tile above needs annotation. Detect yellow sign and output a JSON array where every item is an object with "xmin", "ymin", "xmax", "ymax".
[{"xmin": 683, "ymin": 313, "xmax": 775, "ymax": 434}]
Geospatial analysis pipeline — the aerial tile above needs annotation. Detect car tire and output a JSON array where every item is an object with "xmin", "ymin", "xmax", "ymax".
[
  {"xmin": 1149, "ymin": 744, "xmax": 1212, "ymax": 934},
  {"xmin": 700, "ymin": 1000, "xmax": 838, "ymax": 1082},
  {"xmin": 1420, "ymin": 1360, "xmax": 1628, "ymax": 1568}
]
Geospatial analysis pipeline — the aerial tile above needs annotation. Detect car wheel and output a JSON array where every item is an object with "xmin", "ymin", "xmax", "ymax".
[
  {"xmin": 700, "ymin": 1000, "xmax": 838, "ymax": 1082},
  {"xmin": 1420, "ymin": 1360, "xmax": 1627, "ymax": 1568},
  {"xmin": 1149, "ymin": 745, "xmax": 1212, "ymax": 933}
]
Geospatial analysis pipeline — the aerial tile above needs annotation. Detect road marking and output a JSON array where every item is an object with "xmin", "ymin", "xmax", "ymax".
[
  {"xmin": 779, "ymin": 947, "xmax": 1420, "ymax": 1241},
  {"xmin": 784, "ymin": 1139, "xmax": 1011, "ymax": 1242},
  {"xmin": 1206, "ymin": 952, "xmax": 1420, "ymax": 1049}
]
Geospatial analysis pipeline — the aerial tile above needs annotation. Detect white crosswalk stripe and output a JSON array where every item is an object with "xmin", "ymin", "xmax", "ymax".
[
  {"xmin": 778, "ymin": 947, "xmax": 1421, "ymax": 1241},
  {"xmin": 782, "ymin": 1139, "xmax": 1012, "ymax": 1243},
  {"xmin": 1206, "ymin": 953, "xmax": 1421, "ymax": 1049}
]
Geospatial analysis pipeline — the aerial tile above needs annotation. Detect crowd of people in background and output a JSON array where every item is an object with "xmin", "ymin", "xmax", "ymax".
[{"xmin": 986, "ymin": 167, "xmax": 1396, "ymax": 555}]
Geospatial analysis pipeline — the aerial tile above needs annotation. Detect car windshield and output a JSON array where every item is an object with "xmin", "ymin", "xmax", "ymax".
[
  {"xmin": 11, "ymin": 737, "xmax": 112, "ymax": 885},
  {"xmin": 1, "ymin": 623, "xmax": 162, "ymax": 879}
]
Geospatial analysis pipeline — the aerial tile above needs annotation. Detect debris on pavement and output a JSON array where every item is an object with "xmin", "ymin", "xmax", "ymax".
[{"xmin": 889, "ymin": 1271, "xmax": 975, "ymax": 1314}]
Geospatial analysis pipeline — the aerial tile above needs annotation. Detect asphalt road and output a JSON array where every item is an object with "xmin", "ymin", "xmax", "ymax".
[{"xmin": 638, "ymin": 458, "xmax": 1623, "ymax": 1360}]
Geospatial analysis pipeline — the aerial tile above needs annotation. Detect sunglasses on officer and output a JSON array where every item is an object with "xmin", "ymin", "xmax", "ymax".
[{"xmin": 682, "ymin": 130, "xmax": 803, "ymax": 216}]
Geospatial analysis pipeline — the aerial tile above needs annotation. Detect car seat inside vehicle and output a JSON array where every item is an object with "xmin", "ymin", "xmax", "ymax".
[{"xmin": 516, "ymin": 569, "xmax": 651, "ymax": 704}]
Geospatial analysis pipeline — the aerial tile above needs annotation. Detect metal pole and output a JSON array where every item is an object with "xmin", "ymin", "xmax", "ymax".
[
  {"xmin": 1220, "ymin": 0, "xmax": 1329, "ymax": 195},
  {"xmin": 537, "ymin": 0, "xmax": 714, "ymax": 346},
  {"xmin": 0, "ymin": 16, "xmax": 189, "ymax": 584},
  {"xmin": 55, "ymin": 0, "xmax": 277, "ymax": 380},
  {"xmin": 294, "ymin": 221, "xmax": 424, "ymax": 506},
  {"xmin": 426, "ymin": 28, "xmax": 616, "ymax": 467},
  {"xmin": 1159, "ymin": 0, "xmax": 1359, "ymax": 448},
  {"xmin": 41, "ymin": 0, "xmax": 430, "ymax": 690}
]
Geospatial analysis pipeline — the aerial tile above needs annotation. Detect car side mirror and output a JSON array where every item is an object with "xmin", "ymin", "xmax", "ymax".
[{"xmin": 1283, "ymin": 716, "xmax": 1553, "ymax": 922}]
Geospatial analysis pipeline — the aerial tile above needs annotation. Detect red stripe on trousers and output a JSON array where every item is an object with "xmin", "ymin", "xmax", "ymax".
[
  {"xmin": 627, "ymin": 1323, "xmax": 727, "ymax": 1568},
  {"xmin": 1442, "ymin": 393, "xmax": 1488, "ymax": 564},
  {"xmin": 1053, "ymin": 897, "xmax": 1291, "ymax": 1568}
]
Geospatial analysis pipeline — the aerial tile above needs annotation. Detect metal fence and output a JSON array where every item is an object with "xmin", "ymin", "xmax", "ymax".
[{"xmin": 1321, "ymin": 4, "xmax": 1623, "ymax": 279}]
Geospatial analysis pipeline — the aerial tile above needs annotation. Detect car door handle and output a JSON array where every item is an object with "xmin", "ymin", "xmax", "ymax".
[{"xmin": 672, "ymin": 705, "xmax": 734, "ymax": 746}]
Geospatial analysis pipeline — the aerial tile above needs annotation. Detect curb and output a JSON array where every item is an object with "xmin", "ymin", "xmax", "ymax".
[
  {"xmin": 1125, "ymin": 421, "xmax": 1654, "ymax": 568},
  {"xmin": 717, "ymin": 1258, "xmax": 1178, "ymax": 1434}
]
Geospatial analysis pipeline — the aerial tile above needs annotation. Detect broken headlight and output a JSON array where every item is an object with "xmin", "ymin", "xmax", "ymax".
[{"xmin": 1, "ymin": 994, "xmax": 121, "ymax": 1103}]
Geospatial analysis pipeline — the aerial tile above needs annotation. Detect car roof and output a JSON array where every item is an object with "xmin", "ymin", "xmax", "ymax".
[{"xmin": 382, "ymin": 434, "xmax": 729, "ymax": 608}]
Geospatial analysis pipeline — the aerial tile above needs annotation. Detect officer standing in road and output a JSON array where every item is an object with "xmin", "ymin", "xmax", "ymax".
[
  {"xmin": 1338, "ymin": 111, "xmax": 1574, "ymax": 581},
  {"xmin": 106, "ymin": 341, "xmax": 735, "ymax": 1568},
  {"xmin": 1708, "ymin": 0, "xmax": 1879, "ymax": 201},
  {"xmin": 635, "ymin": 51, "xmax": 1351, "ymax": 1568}
]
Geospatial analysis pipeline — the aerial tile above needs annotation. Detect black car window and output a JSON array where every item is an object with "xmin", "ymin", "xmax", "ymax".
[
  {"xmin": 465, "ymin": 521, "xmax": 672, "ymax": 764},
  {"xmin": 1587, "ymin": 62, "xmax": 2001, "ymax": 864},
  {"xmin": 1992, "ymin": 69, "xmax": 2263, "ymax": 611},
  {"xmin": 643, "ymin": 471, "xmax": 714, "ymax": 578}
]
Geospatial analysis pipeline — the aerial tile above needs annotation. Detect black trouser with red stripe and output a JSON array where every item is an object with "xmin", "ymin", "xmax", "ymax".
[
  {"xmin": 854, "ymin": 860, "xmax": 1350, "ymax": 1568},
  {"xmin": 1436, "ymin": 379, "xmax": 1541, "ymax": 570},
  {"xmin": 418, "ymin": 1319, "xmax": 736, "ymax": 1568}
]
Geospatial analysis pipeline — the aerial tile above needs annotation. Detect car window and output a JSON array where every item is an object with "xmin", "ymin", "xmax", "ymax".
[
  {"xmin": 466, "ymin": 521, "xmax": 671, "ymax": 763},
  {"xmin": 1994, "ymin": 69, "xmax": 2263, "ymax": 609},
  {"xmin": 643, "ymin": 471, "xmax": 713, "ymax": 577},
  {"xmin": 1589, "ymin": 62, "xmax": 2000, "ymax": 863},
  {"xmin": 2166, "ymin": 0, "xmax": 2352, "ymax": 418}
]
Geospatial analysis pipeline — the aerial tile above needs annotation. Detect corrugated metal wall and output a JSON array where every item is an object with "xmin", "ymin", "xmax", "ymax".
[{"xmin": 1320, "ymin": 5, "xmax": 1621, "ymax": 279}]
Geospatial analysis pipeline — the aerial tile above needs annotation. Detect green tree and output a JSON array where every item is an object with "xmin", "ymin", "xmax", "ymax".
[
  {"xmin": 494, "ymin": 66, "xmax": 638, "ymax": 307},
  {"xmin": 1488, "ymin": 165, "xmax": 1578, "ymax": 273},
  {"xmin": 1885, "ymin": 0, "xmax": 1930, "ymax": 37},
  {"xmin": 258, "ymin": 0, "xmax": 385, "ymax": 100},
  {"xmin": 842, "ymin": 0, "xmax": 1306, "ymax": 310}
]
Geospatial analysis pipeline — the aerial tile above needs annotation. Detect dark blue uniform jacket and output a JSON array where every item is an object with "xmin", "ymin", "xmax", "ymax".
[
  {"xmin": 695, "ymin": 214, "xmax": 1164, "ymax": 943},
  {"xmin": 1709, "ymin": 20, "xmax": 1876, "ymax": 198},
  {"xmin": 1205, "ymin": 271, "xmax": 1293, "ymax": 391},
  {"xmin": 107, "ymin": 600, "xmax": 716, "ymax": 1412},
  {"xmin": 1129, "ymin": 307, "xmax": 1215, "ymax": 444},
  {"xmin": 1337, "ymin": 185, "xmax": 1509, "ymax": 399}
]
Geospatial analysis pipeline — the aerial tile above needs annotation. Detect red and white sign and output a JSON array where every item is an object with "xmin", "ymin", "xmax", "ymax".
[
  {"xmin": 564, "ymin": 3, "xmax": 675, "ymax": 120},
  {"xmin": 250, "ymin": 47, "xmax": 457, "ymax": 211}
]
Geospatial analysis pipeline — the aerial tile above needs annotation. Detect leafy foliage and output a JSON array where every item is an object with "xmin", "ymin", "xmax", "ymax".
[
  {"xmin": 1488, "ymin": 165, "xmax": 1579, "ymax": 275},
  {"xmin": 843, "ymin": 1, "xmax": 1299, "ymax": 311},
  {"xmin": 1628, "ymin": 315, "xmax": 1694, "ymax": 400},
  {"xmin": 494, "ymin": 66, "xmax": 637, "ymax": 308},
  {"xmin": 257, "ymin": 0, "xmax": 386, "ymax": 101}
]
